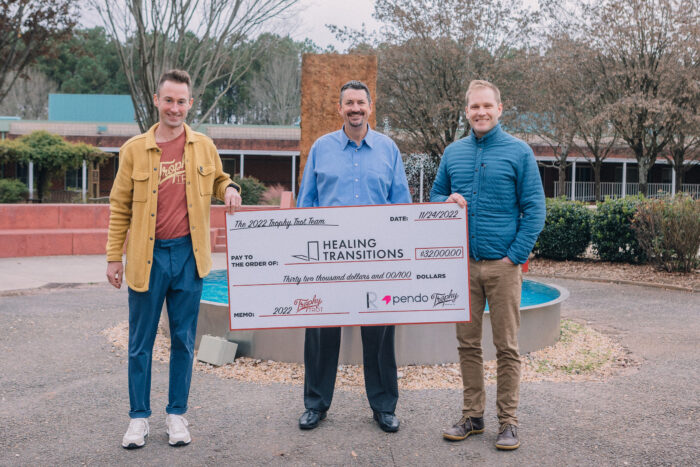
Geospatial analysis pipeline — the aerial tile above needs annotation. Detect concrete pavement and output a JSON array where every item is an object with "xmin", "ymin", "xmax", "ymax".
[
  {"xmin": 0, "ymin": 253, "xmax": 229, "ymax": 291},
  {"xmin": 0, "ymin": 256, "xmax": 698, "ymax": 465}
]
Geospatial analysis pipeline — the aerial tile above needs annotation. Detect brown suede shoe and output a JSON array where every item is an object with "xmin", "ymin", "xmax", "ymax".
[
  {"xmin": 442, "ymin": 415, "xmax": 485, "ymax": 441},
  {"xmin": 495, "ymin": 423, "xmax": 520, "ymax": 450}
]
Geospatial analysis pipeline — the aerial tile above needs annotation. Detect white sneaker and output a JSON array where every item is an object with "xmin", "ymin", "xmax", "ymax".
[
  {"xmin": 166, "ymin": 414, "xmax": 191, "ymax": 446},
  {"xmin": 122, "ymin": 418, "xmax": 149, "ymax": 449}
]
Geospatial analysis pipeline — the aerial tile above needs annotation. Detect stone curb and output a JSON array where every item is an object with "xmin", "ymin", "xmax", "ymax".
[{"xmin": 527, "ymin": 272, "xmax": 698, "ymax": 293}]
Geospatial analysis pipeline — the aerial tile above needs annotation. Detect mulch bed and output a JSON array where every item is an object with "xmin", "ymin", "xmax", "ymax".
[
  {"xmin": 102, "ymin": 318, "xmax": 639, "ymax": 391},
  {"xmin": 527, "ymin": 258, "xmax": 699, "ymax": 292},
  {"xmin": 101, "ymin": 257, "xmax": 693, "ymax": 389}
]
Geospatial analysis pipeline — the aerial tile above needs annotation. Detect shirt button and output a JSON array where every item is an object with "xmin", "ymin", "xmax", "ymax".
[
  {"xmin": 153, "ymin": 167, "xmax": 157, "ymax": 171},
  {"xmin": 152, "ymin": 189, "xmax": 156, "ymax": 193},
  {"xmin": 355, "ymin": 178, "xmax": 359, "ymax": 182},
  {"xmin": 191, "ymin": 225, "xmax": 195, "ymax": 230},
  {"xmin": 151, "ymin": 213, "xmax": 155, "ymax": 217},
  {"xmin": 187, "ymin": 181, "xmax": 191, "ymax": 185},
  {"xmin": 188, "ymin": 204, "xmax": 192, "ymax": 208},
  {"xmin": 147, "ymin": 260, "xmax": 151, "ymax": 264},
  {"xmin": 149, "ymin": 237, "xmax": 153, "ymax": 240},
  {"xmin": 354, "ymin": 163, "xmax": 358, "ymax": 167},
  {"xmin": 355, "ymin": 194, "xmax": 359, "ymax": 198}
]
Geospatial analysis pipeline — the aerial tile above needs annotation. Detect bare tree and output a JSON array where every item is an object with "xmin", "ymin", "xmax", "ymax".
[
  {"xmin": 0, "ymin": 67, "xmax": 58, "ymax": 119},
  {"xmin": 527, "ymin": 111, "xmax": 576, "ymax": 198},
  {"xmin": 248, "ymin": 52, "xmax": 301, "ymax": 125},
  {"xmin": 663, "ymin": 14, "xmax": 700, "ymax": 190},
  {"xmin": 561, "ymin": 0, "xmax": 699, "ymax": 196},
  {"xmin": 533, "ymin": 34, "xmax": 620, "ymax": 201},
  {"xmin": 91, "ymin": 0, "xmax": 299, "ymax": 132},
  {"xmin": 0, "ymin": 0, "xmax": 76, "ymax": 103},
  {"xmin": 332, "ymin": 0, "xmax": 539, "ymax": 161}
]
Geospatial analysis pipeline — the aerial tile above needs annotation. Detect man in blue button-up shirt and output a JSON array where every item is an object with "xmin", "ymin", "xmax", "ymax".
[
  {"xmin": 431, "ymin": 80, "xmax": 545, "ymax": 450},
  {"xmin": 296, "ymin": 80, "xmax": 411, "ymax": 433}
]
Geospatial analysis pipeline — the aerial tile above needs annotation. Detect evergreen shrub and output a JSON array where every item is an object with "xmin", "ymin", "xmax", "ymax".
[
  {"xmin": 591, "ymin": 196, "xmax": 646, "ymax": 263},
  {"xmin": 232, "ymin": 176, "xmax": 266, "ymax": 205},
  {"xmin": 534, "ymin": 197, "xmax": 591, "ymax": 260},
  {"xmin": 0, "ymin": 179, "xmax": 28, "ymax": 203}
]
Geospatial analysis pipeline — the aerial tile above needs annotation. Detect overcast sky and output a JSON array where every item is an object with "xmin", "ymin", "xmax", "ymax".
[{"xmin": 284, "ymin": 0, "xmax": 381, "ymax": 51}]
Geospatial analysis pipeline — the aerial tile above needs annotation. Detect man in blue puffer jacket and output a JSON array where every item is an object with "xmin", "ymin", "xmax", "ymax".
[{"xmin": 431, "ymin": 80, "xmax": 545, "ymax": 450}]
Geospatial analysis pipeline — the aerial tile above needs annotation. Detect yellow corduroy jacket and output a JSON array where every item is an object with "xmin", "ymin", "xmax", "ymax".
[{"xmin": 106, "ymin": 123, "xmax": 238, "ymax": 292}]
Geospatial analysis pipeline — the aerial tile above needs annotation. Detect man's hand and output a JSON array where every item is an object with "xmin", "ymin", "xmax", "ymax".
[
  {"xmin": 225, "ymin": 186, "xmax": 242, "ymax": 214},
  {"xmin": 106, "ymin": 261, "xmax": 124, "ymax": 289},
  {"xmin": 501, "ymin": 256, "xmax": 515, "ymax": 265},
  {"xmin": 446, "ymin": 192, "xmax": 467, "ymax": 208}
]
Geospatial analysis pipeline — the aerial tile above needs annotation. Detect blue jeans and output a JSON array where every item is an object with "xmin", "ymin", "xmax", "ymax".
[{"xmin": 127, "ymin": 235, "xmax": 203, "ymax": 418}]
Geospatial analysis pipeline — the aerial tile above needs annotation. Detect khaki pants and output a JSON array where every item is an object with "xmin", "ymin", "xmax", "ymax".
[{"xmin": 457, "ymin": 258, "xmax": 522, "ymax": 425}]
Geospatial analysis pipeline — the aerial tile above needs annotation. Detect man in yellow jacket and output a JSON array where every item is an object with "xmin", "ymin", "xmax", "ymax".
[{"xmin": 106, "ymin": 69, "xmax": 241, "ymax": 449}]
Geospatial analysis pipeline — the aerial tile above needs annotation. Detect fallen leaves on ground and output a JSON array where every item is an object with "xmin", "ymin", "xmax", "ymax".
[
  {"xmin": 528, "ymin": 258, "xmax": 698, "ymax": 291},
  {"xmin": 101, "ymin": 318, "xmax": 639, "ymax": 391}
]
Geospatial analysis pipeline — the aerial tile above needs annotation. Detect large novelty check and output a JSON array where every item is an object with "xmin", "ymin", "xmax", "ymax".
[{"xmin": 225, "ymin": 203, "xmax": 470, "ymax": 330}]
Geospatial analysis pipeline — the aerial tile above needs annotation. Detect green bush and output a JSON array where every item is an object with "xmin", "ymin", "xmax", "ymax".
[
  {"xmin": 632, "ymin": 194, "xmax": 700, "ymax": 272},
  {"xmin": 534, "ymin": 197, "xmax": 592, "ymax": 260},
  {"xmin": 591, "ymin": 196, "xmax": 646, "ymax": 263},
  {"xmin": 232, "ymin": 176, "xmax": 266, "ymax": 205},
  {"xmin": 0, "ymin": 178, "xmax": 28, "ymax": 203}
]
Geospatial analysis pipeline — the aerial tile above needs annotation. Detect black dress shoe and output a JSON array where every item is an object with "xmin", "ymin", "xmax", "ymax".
[
  {"xmin": 298, "ymin": 409, "xmax": 326, "ymax": 430},
  {"xmin": 373, "ymin": 411, "xmax": 400, "ymax": 432}
]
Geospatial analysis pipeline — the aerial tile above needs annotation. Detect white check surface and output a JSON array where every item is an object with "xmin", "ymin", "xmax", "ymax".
[{"xmin": 226, "ymin": 203, "xmax": 470, "ymax": 330}]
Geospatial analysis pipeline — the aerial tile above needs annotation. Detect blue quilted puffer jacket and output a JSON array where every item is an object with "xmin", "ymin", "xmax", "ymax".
[{"xmin": 430, "ymin": 124, "xmax": 545, "ymax": 264}]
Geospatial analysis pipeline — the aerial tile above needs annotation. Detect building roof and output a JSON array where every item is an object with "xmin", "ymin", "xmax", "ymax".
[{"xmin": 48, "ymin": 94, "xmax": 136, "ymax": 123}]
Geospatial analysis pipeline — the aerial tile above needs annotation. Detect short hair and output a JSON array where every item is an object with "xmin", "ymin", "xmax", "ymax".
[
  {"xmin": 157, "ymin": 69, "xmax": 192, "ymax": 96},
  {"xmin": 465, "ymin": 80, "xmax": 501, "ymax": 104},
  {"xmin": 339, "ymin": 80, "xmax": 371, "ymax": 105}
]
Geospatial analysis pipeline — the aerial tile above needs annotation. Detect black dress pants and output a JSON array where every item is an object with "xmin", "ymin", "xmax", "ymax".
[{"xmin": 303, "ymin": 325, "xmax": 399, "ymax": 413}]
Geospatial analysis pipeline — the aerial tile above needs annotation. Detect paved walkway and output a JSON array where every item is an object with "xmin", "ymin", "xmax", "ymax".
[
  {"xmin": 0, "ymin": 256, "xmax": 698, "ymax": 465},
  {"xmin": 0, "ymin": 253, "xmax": 229, "ymax": 291}
]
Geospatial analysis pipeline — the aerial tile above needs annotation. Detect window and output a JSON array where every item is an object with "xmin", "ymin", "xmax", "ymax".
[{"xmin": 65, "ymin": 167, "xmax": 84, "ymax": 190}]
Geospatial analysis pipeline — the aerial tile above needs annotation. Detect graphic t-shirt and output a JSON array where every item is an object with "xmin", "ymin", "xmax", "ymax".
[{"xmin": 155, "ymin": 130, "xmax": 190, "ymax": 239}]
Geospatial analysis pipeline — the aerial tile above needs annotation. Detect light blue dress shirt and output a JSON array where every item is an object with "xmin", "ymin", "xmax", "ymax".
[{"xmin": 297, "ymin": 126, "xmax": 411, "ymax": 207}]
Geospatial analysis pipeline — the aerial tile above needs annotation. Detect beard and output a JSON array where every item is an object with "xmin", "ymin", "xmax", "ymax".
[{"xmin": 346, "ymin": 112, "xmax": 365, "ymax": 127}]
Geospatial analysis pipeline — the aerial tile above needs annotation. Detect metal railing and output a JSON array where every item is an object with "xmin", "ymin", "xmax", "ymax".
[{"xmin": 552, "ymin": 182, "xmax": 700, "ymax": 200}]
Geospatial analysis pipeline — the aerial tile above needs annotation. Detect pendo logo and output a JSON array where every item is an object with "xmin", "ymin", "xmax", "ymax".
[{"xmin": 366, "ymin": 291, "xmax": 429, "ymax": 309}]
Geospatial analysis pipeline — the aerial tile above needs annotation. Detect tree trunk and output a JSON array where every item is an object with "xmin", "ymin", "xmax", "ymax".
[
  {"xmin": 593, "ymin": 161, "xmax": 602, "ymax": 201},
  {"xmin": 637, "ymin": 159, "xmax": 651, "ymax": 197},
  {"xmin": 557, "ymin": 163, "xmax": 567, "ymax": 197},
  {"xmin": 673, "ymin": 149, "xmax": 685, "ymax": 191}
]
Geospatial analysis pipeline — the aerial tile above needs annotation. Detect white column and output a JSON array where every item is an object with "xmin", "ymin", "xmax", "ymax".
[
  {"xmin": 419, "ymin": 163, "xmax": 424, "ymax": 203},
  {"xmin": 82, "ymin": 160, "xmax": 87, "ymax": 202},
  {"xmin": 28, "ymin": 161, "xmax": 34, "ymax": 200},
  {"xmin": 671, "ymin": 166, "xmax": 676, "ymax": 195},
  {"xmin": 571, "ymin": 161, "xmax": 577, "ymax": 200},
  {"xmin": 239, "ymin": 154, "xmax": 244, "ymax": 178},
  {"xmin": 621, "ymin": 162, "xmax": 627, "ymax": 197},
  {"xmin": 291, "ymin": 154, "xmax": 296, "ymax": 195}
]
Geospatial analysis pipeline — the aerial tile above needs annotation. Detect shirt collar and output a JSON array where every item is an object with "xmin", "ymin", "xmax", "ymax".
[
  {"xmin": 471, "ymin": 123, "xmax": 502, "ymax": 144},
  {"xmin": 145, "ymin": 122, "xmax": 198, "ymax": 150},
  {"xmin": 340, "ymin": 124, "xmax": 374, "ymax": 149}
]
